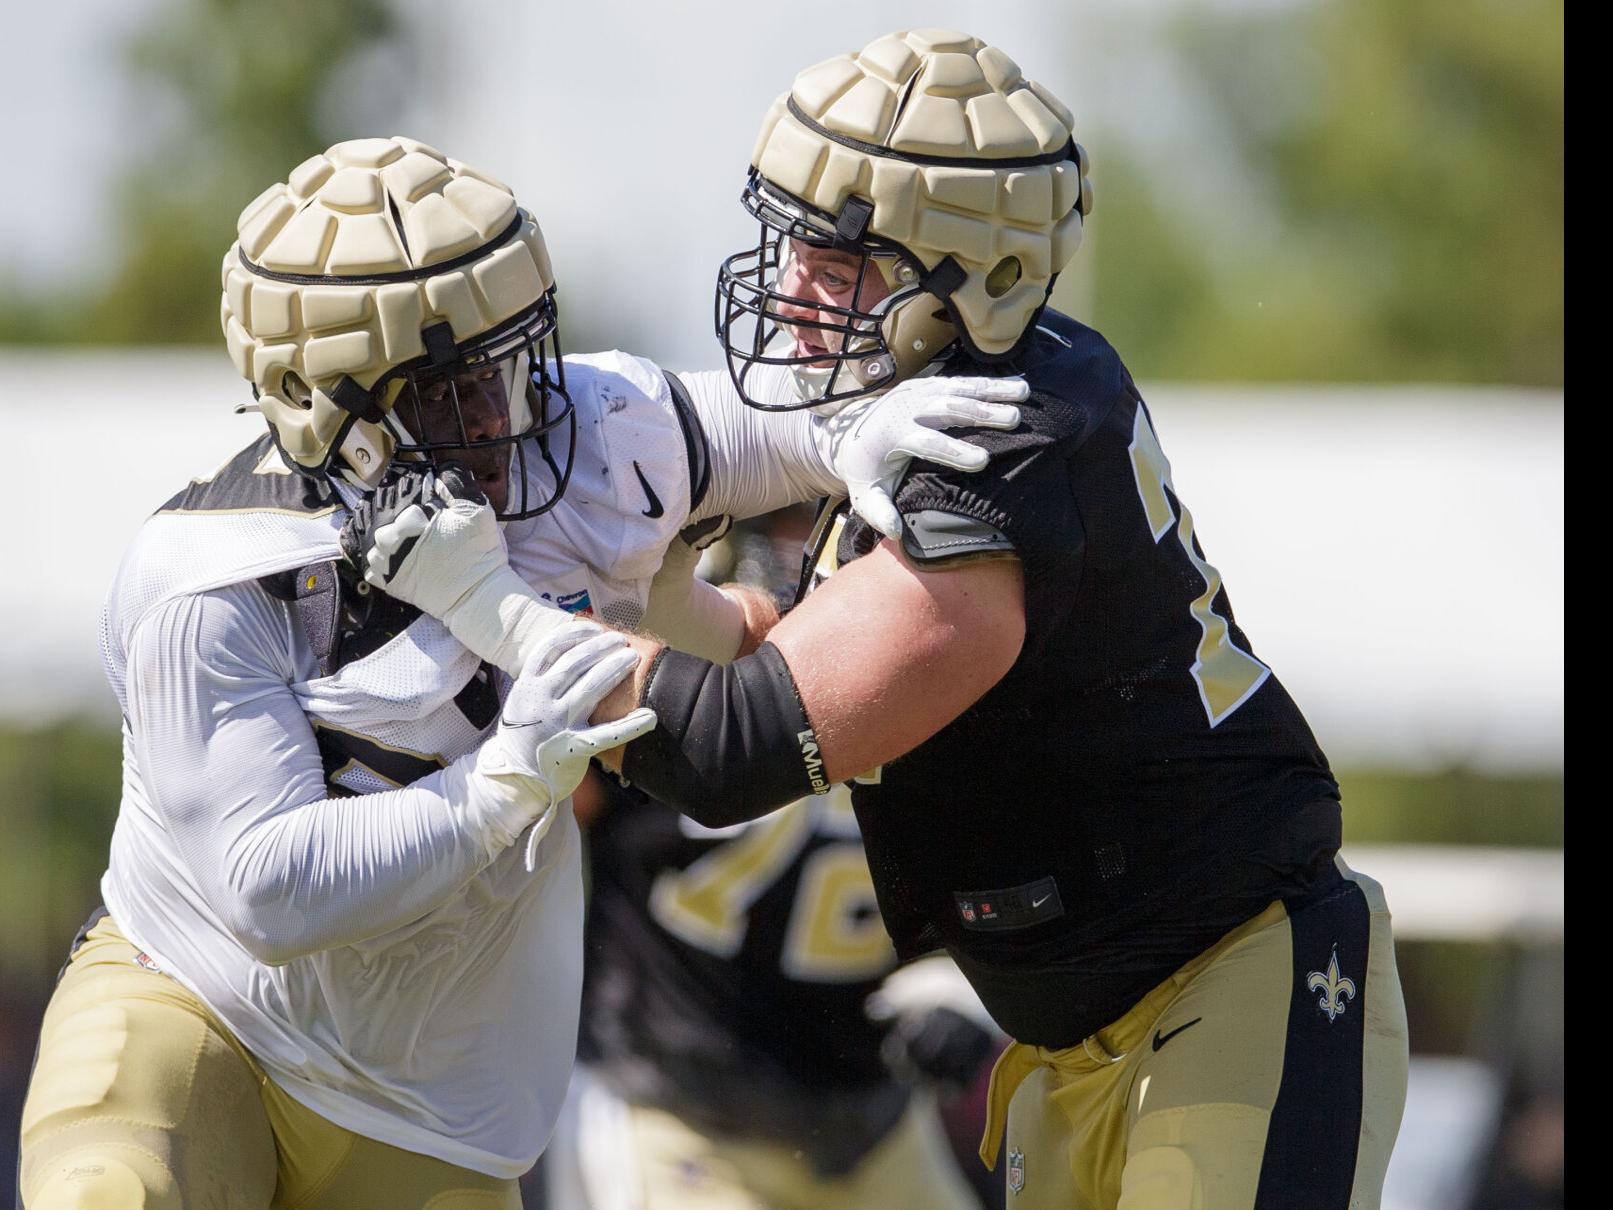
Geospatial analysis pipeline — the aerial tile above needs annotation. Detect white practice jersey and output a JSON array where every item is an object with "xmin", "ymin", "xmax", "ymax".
[
  {"xmin": 98, "ymin": 349, "xmax": 822, "ymax": 1178},
  {"xmin": 499, "ymin": 358, "xmax": 831, "ymax": 630}
]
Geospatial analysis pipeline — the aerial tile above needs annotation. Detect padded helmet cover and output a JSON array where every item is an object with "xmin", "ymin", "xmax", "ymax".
[
  {"xmin": 751, "ymin": 30, "xmax": 1092, "ymax": 360},
  {"xmin": 220, "ymin": 137, "xmax": 559, "ymax": 477}
]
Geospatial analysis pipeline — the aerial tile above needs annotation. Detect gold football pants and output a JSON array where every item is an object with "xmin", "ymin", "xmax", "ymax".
[
  {"xmin": 19, "ymin": 913, "xmax": 520, "ymax": 1210},
  {"xmin": 979, "ymin": 858, "xmax": 1408, "ymax": 1209}
]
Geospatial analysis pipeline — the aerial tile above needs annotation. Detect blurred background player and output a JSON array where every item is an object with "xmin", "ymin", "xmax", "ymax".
[
  {"xmin": 537, "ymin": 517, "xmax": 999, "ymax": 1210},
  {"xmin": 16, "ymin": 135, "xmax": 1019, "ymax": 1208},
  {"xmin": 544, "ymin": 777, "xmax": 994, "ymax": 1210}
]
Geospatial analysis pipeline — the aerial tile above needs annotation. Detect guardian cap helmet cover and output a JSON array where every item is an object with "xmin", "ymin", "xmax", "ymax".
[
  {"xmin": 221, "ymin": 137, "xmax": 573, "ymax": 517},
  {"xmin": 717, "ymin": 30, "xmax": 1092, "ymax": 412}
]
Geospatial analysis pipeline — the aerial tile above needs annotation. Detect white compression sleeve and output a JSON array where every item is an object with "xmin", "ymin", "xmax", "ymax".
[
  {"xmin": 449, "ymin": 542, "xmax": 749, "ymax": 673},
  {"xmin": 676, "ymin": 368, "xmax": 841, "ymax": 523},
  {"xmin": 437, "ymin": 562, "xmax": 573, "ymax": 679},
  {"xmin": 125, "ymin": 582, "xmax": 530, "ymax": 965},
  {"xmin": 641, "ymin": 536, "xmax": 748, "ymax": 664}
]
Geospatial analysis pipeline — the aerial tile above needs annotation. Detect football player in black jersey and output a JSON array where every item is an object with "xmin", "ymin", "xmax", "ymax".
[{"xmin": 584, "ymin": 30, "xmax": 1411, "ymax": 1210}]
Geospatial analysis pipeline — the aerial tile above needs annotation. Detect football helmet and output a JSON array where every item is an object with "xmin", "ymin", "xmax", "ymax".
[
  {"xmin": 716, "ymin": 30, "xmax": 1092, "ymax": 412},
  {"xmin": 220, "ymin": 136, "xmax": 574, "ymax": 518}
]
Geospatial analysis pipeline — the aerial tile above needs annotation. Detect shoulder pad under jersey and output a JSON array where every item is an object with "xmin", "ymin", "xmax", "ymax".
[{"xmin": 900, "ymin": 509, "xmax": 1016, "ymax": 568}]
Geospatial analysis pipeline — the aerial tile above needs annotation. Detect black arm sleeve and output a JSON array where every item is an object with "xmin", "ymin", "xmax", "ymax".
[{"xmin": 620, "ymin": 642, "xmax": 829, "ymax": 827}]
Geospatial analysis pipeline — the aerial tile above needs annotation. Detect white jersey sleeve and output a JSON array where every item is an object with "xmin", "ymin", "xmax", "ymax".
[
  {"xmin": 113, "ymin": 581, "xmax": 503, "ymax": 965},
  {"xmin": 640, "ymin": 530, "xmax": 749, "ymax": 663},
  {"xmin": 675, "ymin": 366, "xmax": 842, "ymax": 523}
]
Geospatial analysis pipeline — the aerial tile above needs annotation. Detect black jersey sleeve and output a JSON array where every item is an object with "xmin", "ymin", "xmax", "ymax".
[{"xmin": 891, "ymin": 439, "xmax": 1085, "ymax": 659}]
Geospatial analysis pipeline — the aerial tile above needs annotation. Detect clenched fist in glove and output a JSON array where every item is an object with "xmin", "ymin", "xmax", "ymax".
[
  {"xmin": 815, "ymin": 375, "xmax": 1028, "ymax": 539},
  {"xmin": 341, "ymin": 462, "xmax": 500, "ymax": 613},
  {"xmin": 340, "ymin": 463, "xmax": 571, "ymax": 678},
  {"xmin": 457, "ymin": 622, "xmax": 657, "ymax": 870}
]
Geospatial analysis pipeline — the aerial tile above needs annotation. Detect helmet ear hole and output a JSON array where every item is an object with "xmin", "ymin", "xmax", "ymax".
[
  {"xmin": 985, "ymin": 257, "xmax": 1022, "ymax": 299},
  {"xmin": 282, "ymin": 371, "xmax": 314, "ymax": 410}
]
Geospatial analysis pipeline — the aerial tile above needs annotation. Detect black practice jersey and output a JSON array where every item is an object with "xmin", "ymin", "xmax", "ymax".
[
  {"xmin": 830, "ymin": 310, "xmax": 1342, "ymax": 1048},
  {"xmin": 578, "ymin": 778, "xmax": 911, "ymax": 1171}
]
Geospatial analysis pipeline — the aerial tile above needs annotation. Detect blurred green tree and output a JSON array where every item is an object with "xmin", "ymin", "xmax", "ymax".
[
  {"xmin": 1070, "ymin": 0, "xmax": 1562, "ymax": 386},
  {"xmin": 1, "ymin": 0, "xmax": 1562, "ymax": 387},
  {"xmin": 0, "ymin": 0, "xmax": 404, "ymax": 345}
]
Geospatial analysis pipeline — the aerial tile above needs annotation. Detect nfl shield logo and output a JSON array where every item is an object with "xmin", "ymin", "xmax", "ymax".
[
  {"xmin": 1007, "ymin": 1148, "xmax": 1026, "ymax": 1194},
  {"xmin": 961, "ymin": 902, "xmax": 976, "ymax": 923}
]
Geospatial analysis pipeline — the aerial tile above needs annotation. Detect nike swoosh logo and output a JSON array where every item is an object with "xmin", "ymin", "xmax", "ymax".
[
  {"xmin": 1031, "ymin": 894, "xmax": 1051, "ymax": 908},
  {"xmin": 1152, "ymin": 1017, "xmax": 1202, "ymax": 1052},
  {"xmin": 632, "ymin": 461, "xmax": 664, "ymax": 519}
]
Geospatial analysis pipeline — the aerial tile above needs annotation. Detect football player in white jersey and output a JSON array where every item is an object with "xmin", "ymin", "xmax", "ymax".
[{"xmin": 15, "ymin": 137, "xmax": 1024, "ymax": 1210}]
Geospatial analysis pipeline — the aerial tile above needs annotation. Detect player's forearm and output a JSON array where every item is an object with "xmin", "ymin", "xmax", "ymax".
[
  {"xmin": 142, "ymin": 717, "xmax": 519, "ymax": 966},
  {"xmin": 641, "ymin": 535, "xmax": 749, "ymax": 664},
  {"xmin": 725, "ymin": 582, "xmax": 781, "ymax": 657},
  {"xmin": 436, "ymin": 563, "xmax": 574, "ymax": 678},
  {"xmin": 640, "ymin": 521, "xmax": 782, "ymax": 665},
  {"xmin": 594, "ymin": 640, "xmax": 825, "ymax": 825},
  {"xmin": 197, "ymin": 760, "xmax": 510, "ymax": 964},
  {"xmin": 129, "ymin": 589, "xmax": 547, "ymax": 964}
]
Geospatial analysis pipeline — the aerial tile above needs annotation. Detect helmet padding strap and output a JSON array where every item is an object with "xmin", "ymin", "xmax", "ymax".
[
  {"xmin": 422, "ymin": 321, "xmax": 458, "ymax": 367},
  {"xmin": 330, "ymin": 376, "xmax": 385, "ymax": 424},
  {"xmin": 920, "ymin": 256, "xmax": 967, "ymax": 301},
  {"xmin": 835, "ymin": 196, "xmax": 875, "ymax": 245}
]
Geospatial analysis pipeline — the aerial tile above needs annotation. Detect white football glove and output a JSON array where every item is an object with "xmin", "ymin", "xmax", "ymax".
[
  {"xmin": 340, "ymin": 465, "xmax": 571, "ymax": 677},
  {"xmin": 468, "ymin": 622, "xmax": 657, "ymax": 870},
  {"xmin": 341, "ymin": 464, "xmax": 507, "ymax": 617},
  {"xmin": 814, "ymin": 375, "xmax": 1028, "ymax": 539}
]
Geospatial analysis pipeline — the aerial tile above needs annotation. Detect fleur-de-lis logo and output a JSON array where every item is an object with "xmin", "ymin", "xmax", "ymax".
[{"xmin": 1306, "ymin": 945, "xmax": 1357, "ymax": 1023}]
